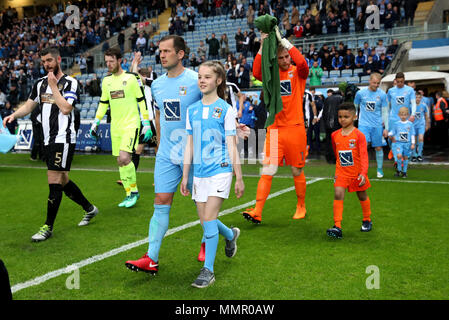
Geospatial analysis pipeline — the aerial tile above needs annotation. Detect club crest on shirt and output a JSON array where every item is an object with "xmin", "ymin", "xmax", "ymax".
[
  {"xmin": 212, "ymin": 107, "xmax": 223, "ymax": 119},
  {"xmin": 349, "ymin": 139, "xmax": 356, "ymax": 149},
  {"xmin": 179, "ymin": 86, "xmax": 187, "ymax": 96},
  {"xmin": 58, "ymin": 83, "xmax": 64, "ymax": 91},
  {"xmin": 123, "ymin": 81, "xmax": 127, "ymax": 86},
  {"xmin": 288, "ymin": 71, "xmax": 294, "ymax": 78}
]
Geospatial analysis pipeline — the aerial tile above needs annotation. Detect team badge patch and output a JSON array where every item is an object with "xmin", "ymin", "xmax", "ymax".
[
  {"xmin": 280, "ymin": 80, "xmax": 292, "ymax": 96},
  {"xmin": 179, "ymin": 86, "xmax": 187, "ymax": 96},
  {"xmin": 396, "ymin": 96, "xmax": 405, "ymax": 105},
  {"xmin": 58, "ymin": 83, "xmax": 64, "ymax": 91},
  {"xmin": 164, "ymin": 99, "xmax": 181, "ymax": 121},
  {"xmin": 212, "ymin": 107, "xmax": 222, "ymax": 119},
  {"xmin": 123, "ymin": 81, "xmax": 127, "ymax": 86},
  {"xmin": 338, "ymin": 150, "xmax": 354, "ymax": 167},
  {"xmin": 288, "ymin": 71, "xmax": 294, "ymax": 78},
  {"xmin": 349, "ymin": 139, "xmax": 356, "ymax": 149}
]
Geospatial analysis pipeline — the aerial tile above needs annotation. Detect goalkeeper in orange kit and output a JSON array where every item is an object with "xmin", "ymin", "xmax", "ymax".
[{"xmin": 242, "ymin": 27, "xmax": 312, "ymax": 224}]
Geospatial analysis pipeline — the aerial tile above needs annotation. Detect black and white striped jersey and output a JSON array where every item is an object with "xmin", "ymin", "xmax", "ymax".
[
  {"xmin": 226, "ymin": 81, "xmax": 241, "ymax": 110},
  {"xmin": 29, "ymin": 74, "xmax": 80, "ymax": 146}
]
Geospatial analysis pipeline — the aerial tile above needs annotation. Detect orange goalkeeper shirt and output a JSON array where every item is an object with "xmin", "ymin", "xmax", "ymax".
[
  {"xmin": 332, "ymin": 128, "xmax": 369, "ymax": 179},
  {"xmin": 253, "ymin": 46, "xmax": 309, "ymax": 127}
]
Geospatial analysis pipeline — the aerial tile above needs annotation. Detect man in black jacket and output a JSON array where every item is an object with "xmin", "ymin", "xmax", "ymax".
[{"xmin": 323, "ymin": 89, "xmax": 343, "ymax": 163}]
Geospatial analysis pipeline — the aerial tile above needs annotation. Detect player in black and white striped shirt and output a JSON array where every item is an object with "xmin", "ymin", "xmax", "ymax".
[{"xmin": 3, "ymin": 47, "xmax": 98, "ymax": 242}]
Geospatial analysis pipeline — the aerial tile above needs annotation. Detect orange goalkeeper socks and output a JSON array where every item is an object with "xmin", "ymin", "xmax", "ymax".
[
  {"xmin": 293, "ymin": 171, "xmax": 306, "ymax": 209},
  {"xmin": 254, "ymin": 175, "xmax": 273, "ymax": 217}
]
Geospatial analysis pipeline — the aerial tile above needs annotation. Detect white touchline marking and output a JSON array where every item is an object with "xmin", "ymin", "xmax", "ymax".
[
  {"xmin": 2, "ymin": 165, "xmax": 449, "ymax": 184},
  {"xmin": 11, "ymin": 178, "xmax": 324, "ymax": 294}
]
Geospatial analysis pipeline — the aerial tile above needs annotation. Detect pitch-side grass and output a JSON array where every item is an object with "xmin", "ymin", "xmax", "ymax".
[{"xmin": 1, "ymin": 153, "xmax": 448, "ymax": 300}]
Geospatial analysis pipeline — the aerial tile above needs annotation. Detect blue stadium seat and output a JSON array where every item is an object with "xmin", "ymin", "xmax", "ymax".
[
  {"xmin": 360, "ymin": 75, "xmax": 370, "ymax": 83},
  {"xmin": 347, "ymin": 76, "xmax": 360, "ymax": 84},
  {"xmin": 87, "ymin": 110, "xmax": 96, "ymax": 119},
  {"xmin": 329, "ymin": 70, "xmax": 341, "ymax": 78},
  {"xmin": 341, "ymin": 69, "xmax": 353, "ymax": 77}
]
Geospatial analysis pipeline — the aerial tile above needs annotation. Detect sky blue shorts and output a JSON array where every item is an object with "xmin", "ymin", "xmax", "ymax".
[
  {"xmin": 393, "ymin": 142, "xmax": 412, "ymax": 158},
  {"xmin": 154, "ymin": 155, "xmax": 193, "ymax": 194},
  {"xmin": 358, "ymin": 125, "xmax": 385, "ymax": 148}
]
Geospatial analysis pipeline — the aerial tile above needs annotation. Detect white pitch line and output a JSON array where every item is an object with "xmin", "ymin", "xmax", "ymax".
[
  {"xmin": 10, "ymin": 178, "xmax": 324, "ymax": 294},
  {"xmin": 2, "ymin": 165, "xmax": 449, "ymax": 185}
]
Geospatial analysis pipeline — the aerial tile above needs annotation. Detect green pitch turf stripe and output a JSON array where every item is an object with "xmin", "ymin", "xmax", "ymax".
[{"xmin": 11, "ymin": 178, "xmax": 324, "ymax": 294}]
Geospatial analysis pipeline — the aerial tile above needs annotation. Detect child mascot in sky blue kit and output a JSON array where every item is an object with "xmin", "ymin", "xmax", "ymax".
[{"xmin": 181, "ymin": 60, "xmax": 245, "ymax": 288}]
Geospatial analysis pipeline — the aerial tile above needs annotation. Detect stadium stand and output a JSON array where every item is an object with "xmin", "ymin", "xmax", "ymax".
[{"xmin": 0, "ymin": 0, "xmax": 445, "ymax": 123}]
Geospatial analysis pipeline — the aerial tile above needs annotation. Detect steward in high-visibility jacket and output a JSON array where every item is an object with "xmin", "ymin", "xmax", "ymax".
[{"xmin": 433, "ymin": 96, "xmax": 447, "ymax": 122}]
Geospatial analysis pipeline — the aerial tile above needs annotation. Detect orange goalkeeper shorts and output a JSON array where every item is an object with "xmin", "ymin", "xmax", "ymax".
[{"xmin": 263, "ymin": 125, "xmax": 307, "ymax": 168}]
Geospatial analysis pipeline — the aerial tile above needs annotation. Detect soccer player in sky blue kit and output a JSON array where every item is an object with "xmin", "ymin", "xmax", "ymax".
[
  {"xmin": 388, "ymin": 107, "xmax": 415, "ymax": 178},
  {"xmin": 411, "ymin": 92, "xmax": 430, "ymax": 162},
  {"xmin": 354, "ymin": 73, "xmax": 388, "ymax": 178},
  {"xmin": 181, "ymin": 61, "xmax": 244, "ymax": 288},
  {"xmin": 386, "ymin": 72, "xmax": 416, "ymax": 165},
  {"xmin": 125, "ymin": 35, "xmax": 202, "ymax": 274}
]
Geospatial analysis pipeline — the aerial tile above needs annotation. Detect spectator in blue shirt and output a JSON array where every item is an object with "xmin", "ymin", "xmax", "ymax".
[
  {"xmin": 355, "ymin": 50, "xmax": 367, "ymax": 68},
  {"xmin": 332, "ymin": 52, "xmax": 344, "ymax": 70}
]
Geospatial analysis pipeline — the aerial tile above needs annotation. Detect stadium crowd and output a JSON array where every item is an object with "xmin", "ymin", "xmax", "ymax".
[{"xmin": 1, "ymin": 0, "xmax": 447, "ymax": 152}]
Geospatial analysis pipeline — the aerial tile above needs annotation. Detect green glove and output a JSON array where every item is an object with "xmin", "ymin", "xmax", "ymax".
[{"xmin": 141, "ymin": 120, "xmax": 153, "ymax": 142}]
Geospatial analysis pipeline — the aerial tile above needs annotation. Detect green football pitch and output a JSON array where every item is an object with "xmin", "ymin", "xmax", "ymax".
[{"xmin": 1, "ymin": 153, "xmax": 449, "ymax": 300}]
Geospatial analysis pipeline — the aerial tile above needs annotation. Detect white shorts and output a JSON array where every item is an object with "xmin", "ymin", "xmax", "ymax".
[{"xmin": 192, "ymin": 172, "xmax": 233, "ymax": 203}]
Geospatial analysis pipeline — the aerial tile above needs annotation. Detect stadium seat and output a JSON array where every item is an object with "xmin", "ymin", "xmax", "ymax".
[
  {"xmin": 87, "ymin": 110, "xmax": 96, "ymax": 119},
  {"xmin": 353, "ymin": 68, "xmax": 363, "ymax": 75},
  {"xmin": 329, "ymin": 70, "xmax": 341, "ymax": 78},
  {"xmin": 360, "ymin": 75, "xmax": 371, "ymax": 83},
  {"xmin": 341, "ymin": 69, "xmax": 353, "ymax": 77},
  {"xmin": 347, "ymin": 76, "xmax": 360, "ymax": 84}
]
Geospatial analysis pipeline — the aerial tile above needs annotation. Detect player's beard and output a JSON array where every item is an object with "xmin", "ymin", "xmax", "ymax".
[
  {"xmin": 111, "ymin": 64, "xmax": 119, "ymax": 74},
  {"xmin": 46, "ymin": 64, "xmax": 60, "ymax": 75}
]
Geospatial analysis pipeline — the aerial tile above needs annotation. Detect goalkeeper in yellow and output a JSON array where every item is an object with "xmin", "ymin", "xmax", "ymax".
[{"xmin": 90, "ymin": 47, "xmax": 153, "ymax": 208}]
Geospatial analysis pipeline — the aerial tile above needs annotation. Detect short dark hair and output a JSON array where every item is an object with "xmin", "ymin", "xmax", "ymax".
[
  {"xmin": 338, "ymin": 102, "xmax": 356, "ymax": 114},
  {"xmin": 160, "ymin": 35, "xmax": 186, "ymax": 55},
  {"xmin": 395, "ymin": 72, "xmax": 405, "ymax": 79},
  {"xmin": 39, "ymin": 46, "xmax": 60, "ymax": 58},
  {"xmin": 104, "ymin": 47, "xmax": 122, "ymax": 60}
]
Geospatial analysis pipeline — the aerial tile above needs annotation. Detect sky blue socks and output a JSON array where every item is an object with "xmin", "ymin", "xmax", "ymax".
[{"xmin": 148, "ymin": 204, "xmax": 171, "ymax": 262}]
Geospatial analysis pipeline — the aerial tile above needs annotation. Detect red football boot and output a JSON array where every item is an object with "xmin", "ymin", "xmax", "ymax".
[
  {"xmin": 125, "ymin": 253, "xmax": 159, "ymax": 274},
  {"xmin": 198, "ymin": 242, "xmax": 205, "ymax": 262}
]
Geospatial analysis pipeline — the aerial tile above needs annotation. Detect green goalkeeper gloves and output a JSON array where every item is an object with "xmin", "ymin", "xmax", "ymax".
[{"xmin": 141, "ymin": 120, "xmax": 153, "ymax": 142}]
